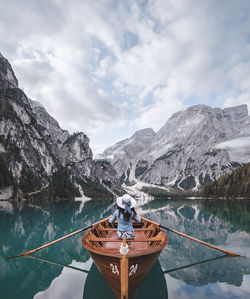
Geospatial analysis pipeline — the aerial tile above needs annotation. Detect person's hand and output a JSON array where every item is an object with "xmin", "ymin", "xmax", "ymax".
[
  {"xmin": 109, "ymin": 221, "xmax": 115, "ymax": 228},
  {"xmin": 109, "ymin": 218, "xmax": 114, "ymax": 227}
]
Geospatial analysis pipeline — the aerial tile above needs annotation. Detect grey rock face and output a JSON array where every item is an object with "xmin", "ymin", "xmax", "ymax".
[
  {"xmin": 29, "ymin": 99, "xmax": 70, "ymax": 150},
  {"xmin": 100, "ymin": 104, "xmax": 250, "ymax": 190},
  {"xmin": 29, "ymin": 101, "xmax": 97, "ymax": 179},
  {"xmin": 98, "ymin": 128, "xmax": 156, "ymax": 183},
  {"xmin": 0, "ymin": 89, "xmax": 52, "ymax": 178},
  {"xmin": 0, "ymin": 53, "xmax": 18, "ymax": 88},
  {"xmin": 91, "ymin": 160, "xmax": 124, "ymax": 196},
  {"xmin": 0, "ymin": 53, "xmax": 122, "ymax": 200}
]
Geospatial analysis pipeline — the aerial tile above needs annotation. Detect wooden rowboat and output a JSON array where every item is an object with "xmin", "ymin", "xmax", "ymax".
[{"xmin": 82, "ymin": 216, "xmax": 168, "ymax": 299}]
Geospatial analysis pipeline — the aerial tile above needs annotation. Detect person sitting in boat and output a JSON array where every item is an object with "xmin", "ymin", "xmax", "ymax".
[{"xmin": 109, "ymin": 194, "xmax": 141, "ymax": 239}]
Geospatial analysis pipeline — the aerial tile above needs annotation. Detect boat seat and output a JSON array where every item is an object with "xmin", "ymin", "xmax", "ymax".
[
  {"xmin": 96, "ymin": 228, "xmax": 155, "ymax": 231},
  {"xmin": 89, "ymin": 235, "xmax": 163, "ymax": 242}
]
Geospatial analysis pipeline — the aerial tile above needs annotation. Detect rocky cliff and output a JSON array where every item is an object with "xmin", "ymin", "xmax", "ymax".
[
  {"xmin": 0, "ymin": 53, "xmax": 123, "ymax": 200},
  {"xmin": 99, "ymin": 128, "xmax": 156, "ymax": 185},
  {"xmin": 100, "ymin": 104, "xmax": 250, "ymax": 190},
  {"xmin": 0, "ymin": 53, "xmax": 18, "ymax": 89}
]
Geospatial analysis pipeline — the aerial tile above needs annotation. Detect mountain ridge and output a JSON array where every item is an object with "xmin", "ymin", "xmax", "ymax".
[
  {"xmin": 0, "ymin": 53, "xmax": 123, "ymax": 201},
  {"xmin": 99, "ymin": 103, "xmax": 250, "ymax": 190}
]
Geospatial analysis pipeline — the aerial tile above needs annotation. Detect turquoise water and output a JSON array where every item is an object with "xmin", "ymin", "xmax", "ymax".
[{"xmin": 1, "ymin": 198, "xmax": 250, "ymax": 299}]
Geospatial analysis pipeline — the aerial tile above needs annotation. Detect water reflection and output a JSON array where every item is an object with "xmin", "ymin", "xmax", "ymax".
[
  {"xmin": 140, "ymin": 199, "xmax": 250, "ymax": 290},
  {"xmin": 1, "ymin": 198, "xmax": 250, "ymax": 298},
  {"xmin": 83, "ymin": 260, "xmax": 168, "ymax": 299},
  {"xmin": 202, "ymin": 199, "xmax": 250, "ymax": 233},
  {"xmin": 0, "ymin": 199, "xmax": 114, "ymax": 299}
]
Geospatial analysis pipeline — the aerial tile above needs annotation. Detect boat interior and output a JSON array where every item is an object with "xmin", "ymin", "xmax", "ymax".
[{"xmin": 83, "ymin": 218, "xmax": 168, "ymax": 256}]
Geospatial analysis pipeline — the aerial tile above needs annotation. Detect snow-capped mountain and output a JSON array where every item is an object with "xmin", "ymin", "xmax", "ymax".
[
  {"xmin": 99, "ymin": 104, "xmax": 250, "ymax": 190},
  {"xmin": 0, "ymin": 53, "xmax": 123, "ymax": 200}
]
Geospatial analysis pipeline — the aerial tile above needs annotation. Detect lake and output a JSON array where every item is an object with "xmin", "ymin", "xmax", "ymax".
[{"xmin": 1, "ymin": 197, "xmax": 250, "ymax": 299}]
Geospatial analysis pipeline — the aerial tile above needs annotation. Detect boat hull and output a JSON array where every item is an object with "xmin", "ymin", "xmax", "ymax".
[
  {"xmin": 89, "ymin": 250, "xmax": 162, "ymax": 299},
  {"xmin": 83, "ymin": 260, "xmax": 168, "ymax": 299}
]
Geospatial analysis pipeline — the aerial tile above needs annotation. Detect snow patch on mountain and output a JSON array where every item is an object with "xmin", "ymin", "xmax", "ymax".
[{"xmin": 100, "ymin": 104, "xmax": 250, "ymax": 190}]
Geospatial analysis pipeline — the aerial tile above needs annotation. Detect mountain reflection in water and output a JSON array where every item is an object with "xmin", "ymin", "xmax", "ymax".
[{"xmin": 1, "ymin": 198, "xmax": 250, "ymax": 298}]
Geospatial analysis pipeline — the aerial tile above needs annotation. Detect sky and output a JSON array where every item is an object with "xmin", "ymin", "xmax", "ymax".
[{"xmin": 0, "ymin": 0, "xmax": 250, "ymax": 154}]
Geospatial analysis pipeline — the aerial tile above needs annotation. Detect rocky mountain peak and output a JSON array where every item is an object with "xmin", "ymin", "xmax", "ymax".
[
  {"xmin": 156, "ymin": 104, "xmax": 249, "ymax": 144},
  {"xmin": 101, "ymin": 103, "xmax": 250, "ymax": 190},
  {"xmin": 132, "ymin": 128, "xmax": 156, "ymax": 138},
  {"xmin": 29, "ymin": 98, "xmax": 70, "ymax": 146},
  {"xmin": 0, "ymin": 53, "xmax": 18, "ymax": 88},
  {"xmin": 223, "ymin": 103, "xmax": 248, "ymax": 115}
]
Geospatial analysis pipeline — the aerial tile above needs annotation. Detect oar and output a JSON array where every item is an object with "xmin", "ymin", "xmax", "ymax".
[
  {"xmin": 141, "ymin": 217, "xmax": 240, "ymax": 256},
  {"xmin": 163, "ymin": 254, "xmax": 232, "ymax": 274},
  {"xmin": 25, "ymin": 255, "xmax": 89, "ymax": 273},
  {"xmin": 6, "ymin": 217, "xmax": 109, "ymax": 259},
  {"xmin": 160, "ymin": 224, "xmax": 240, "ymax": 256}
]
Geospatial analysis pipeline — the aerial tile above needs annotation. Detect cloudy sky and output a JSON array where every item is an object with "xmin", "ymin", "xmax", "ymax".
[{"xmin": 0, "ymin": 0, "xmax": 250, "ymax": 154}]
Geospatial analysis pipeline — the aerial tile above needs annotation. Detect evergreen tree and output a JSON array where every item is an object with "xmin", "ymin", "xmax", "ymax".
[
  {"xmin": 19, "ymin": 167, "xmax": 42, "ymax": 193},
  {"xmin": 202, "ymin": 162, "xmax": 250, "ymax": 198},
  {"xmin": 0, "ymin": 155, "xmax": 13, "ymax": 188},
  {"xmin": 52, "ymin": 167, "xmax": 80, "ymax": 200}
]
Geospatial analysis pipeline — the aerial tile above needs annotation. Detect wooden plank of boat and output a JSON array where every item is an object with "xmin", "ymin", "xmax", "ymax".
[{"xmin": 82, "ymin": 216, "xmax": 168, "ymax": 299}]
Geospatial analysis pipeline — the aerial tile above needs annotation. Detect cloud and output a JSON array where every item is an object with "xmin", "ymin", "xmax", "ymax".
[
  {"xmin": 216, "ymin": 137, "xmax": 250, "ymax": 150},
  {"xmin": 34, "ymin": 260, "xmax": 88, "ymax": 299},
  {"xmin": 0, "ymin": 0, "xmax": 250, "ymax": 153},
  {"xmin": 134, "ymin": 86, "xmax": 185, "ymax": 130},
  {"xmin": 216, "ymin": 136, "xmax": 250, "ymax": 163}
]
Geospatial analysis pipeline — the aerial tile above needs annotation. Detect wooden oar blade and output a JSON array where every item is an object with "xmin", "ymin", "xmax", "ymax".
[{"xmin": 6, "ymin": 252, "xmax": 30, "ymax": 259}]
